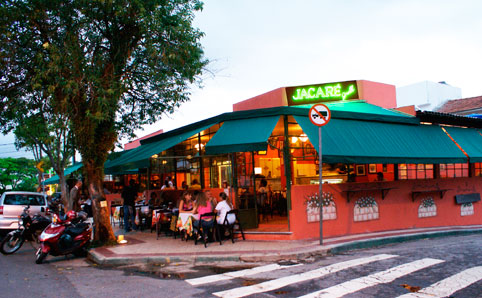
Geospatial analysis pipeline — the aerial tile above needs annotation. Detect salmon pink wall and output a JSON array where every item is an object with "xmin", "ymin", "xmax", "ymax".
[
  {"xmin": 124, "ymin": 129, "xmax": 164, "ymax": 150},
  {"xmin": 289, "ymin": 177, "xmax": 482, "ymax": 240},
  {"xmin": 233, "ymin": 88, "xmax": 287, "ymax": 111},
  {"xmin": 232, "ymin": 81, "xmax": 397, "ymax": 112},
  {"xmin": 357, "ymin": 80, "xmax": 397, "ymax": 109}
]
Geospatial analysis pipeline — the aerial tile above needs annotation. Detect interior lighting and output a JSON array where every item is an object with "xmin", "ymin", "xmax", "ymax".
[
  {"xmin": 254, "ymin": 167, "xmax": 262, "ymax": 174},
  {"xmin": 194, "ymin": 143, "xmax": 205, "ymax": 151},
  {"xmin": 291, "ymin": 137, "xmax": 298, "ymax": 144},
  {"xmin": 299, "ymin": 134, "xmax": 309, "ymax": 142}
]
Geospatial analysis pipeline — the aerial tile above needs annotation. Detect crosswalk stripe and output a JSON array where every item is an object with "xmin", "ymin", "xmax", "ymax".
[
  {"xmin": 186, "ymin": 263, "xmax": 302, "ymax": 286},
  {"xmin": 212, "ymin": 254, "xmax": 397, "ymax": 298},
  {"xmin": 298, "ymin": 258, "xmax": 444, "ymax": 298},
  {"xmin": 396, "ymin": 266, "xmax": 482, "ymax": 298}
]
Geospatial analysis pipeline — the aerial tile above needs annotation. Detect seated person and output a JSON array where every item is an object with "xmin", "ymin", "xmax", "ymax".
[
  {"xmin": 178, "ymin": 191, "xmax": 193, "ymax": 213},
  {"xmin": 192, "ymin": 192, "xmax": 213, "ymax": 239},
  {"xmin": 190, "ymin": 179, "xmax": 201, "ymax": 190},
  {"xmin": 205, "ymin": 190, "xmax": 217, "ymax": 212},
  {"xmin": 148, "ymin": 192, "xmax": 160, "ymax": 208},
  {"xmin": 215, "ymin": 192, "xmax": 235, "ymax": 225}
]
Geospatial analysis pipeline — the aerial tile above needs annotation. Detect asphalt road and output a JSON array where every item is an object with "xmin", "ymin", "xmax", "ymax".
[{"xmin": 1, "ymin": 234, "xmax": 481, "ymax": 297}]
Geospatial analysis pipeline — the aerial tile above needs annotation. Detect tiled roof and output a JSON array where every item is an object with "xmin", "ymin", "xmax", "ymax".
[{"xmin": 436, "ymin": 96, "xmax": 482, "ymax": 113}]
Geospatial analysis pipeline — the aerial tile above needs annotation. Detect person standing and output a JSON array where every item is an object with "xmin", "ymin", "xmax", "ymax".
[
  {"xmin": 122, "ymin": 179, "xmax": 138, "ymax": 232},
  {"xmin": 69, "ymin": 180, "xmax": 82, "ymax": 212},
  {"xmin": 257, "ymin": 179, "xmax": 269, "ymax": 221}
]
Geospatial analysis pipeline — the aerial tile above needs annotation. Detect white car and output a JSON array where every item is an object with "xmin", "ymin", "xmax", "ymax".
[{"xmin": 0, "ymin": 191, "xmax": 49, "ymax": 231}]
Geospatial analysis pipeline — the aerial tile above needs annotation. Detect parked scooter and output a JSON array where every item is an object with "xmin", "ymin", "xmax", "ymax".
[
  {"xmin": 35, "ymin": 210, "xmax": 91, "ymax": 264},
  {"xmin": 0, "ymin": 205, "xmax": 51, "ymax": 254}
]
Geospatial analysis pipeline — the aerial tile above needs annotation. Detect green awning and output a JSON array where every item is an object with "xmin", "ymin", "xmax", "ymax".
[
  {"xmin": 294, "ymin": 116, "xmax": 467, "ymax": 164},
  {"xmin": 444, "ymin": 127, "xmax": 482, "ymax": 162},
  {"xmin": 205, "ymin": 116, "xmax": 280, "ymax": 155},
  {"xmin": 105, "ymin": 124, "xmax": 213, "ymax": 173},
  {"xmin": 42, "ymin": 163, "xmax": 83, "ymax": 185}
]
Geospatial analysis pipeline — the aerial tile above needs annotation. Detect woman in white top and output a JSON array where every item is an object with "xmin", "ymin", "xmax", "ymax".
[{"xmin": 215, "ymin": 192, "xmax": 235, "ymax": 225}]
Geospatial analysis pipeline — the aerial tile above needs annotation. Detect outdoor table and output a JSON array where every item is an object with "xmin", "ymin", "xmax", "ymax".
[
  {"xmin": 152, "ymin": 209, "xmax": 172, "ymax": 226},
  {"xmin": 177, "ymin": 212, "xmax": 199, "ymax": 237},
  {"xmin": 179, "ymin": 212, "xmax": 199, "ymax": 226},
  {"xmin": 152, "ymin": 209, "xmax": 173, "ymax": 238},
  {"xmin": 137, "ymin": 205, "xmax": 149, "ymax": 215}
]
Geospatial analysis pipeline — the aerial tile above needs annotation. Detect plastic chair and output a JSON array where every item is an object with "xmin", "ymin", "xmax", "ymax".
[
  {"xmin": 195, "ymin": 212, "xmax": 222, "ymax": 248},
  {"xmin": 223, "ymin": 209, "xmax": 245, "ymax": 243}
]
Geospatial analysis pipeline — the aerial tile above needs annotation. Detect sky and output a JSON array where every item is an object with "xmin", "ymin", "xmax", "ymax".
[{"xmin": 2, "ymin": 0, "xmax": 482, "ymax": 159}]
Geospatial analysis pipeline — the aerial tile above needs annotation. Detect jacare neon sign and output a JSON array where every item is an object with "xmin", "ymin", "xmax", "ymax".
[{"xmin": 286, "ymin": 81, "xmax": 359, "ymax": 106}]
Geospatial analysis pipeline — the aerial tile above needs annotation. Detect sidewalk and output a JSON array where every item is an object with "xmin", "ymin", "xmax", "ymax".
[{"xmin": 88, "ymin": 225, "xmax": 482, "ymax": 266}]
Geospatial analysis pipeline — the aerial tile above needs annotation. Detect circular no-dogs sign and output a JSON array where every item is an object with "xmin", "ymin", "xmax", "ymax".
[{"xmin": 309, "ymin": 104, "xmax": 331, "ymax": 126}]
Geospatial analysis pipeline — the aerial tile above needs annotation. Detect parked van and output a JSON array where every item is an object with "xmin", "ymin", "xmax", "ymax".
[{"xmin": 0, "ymin": 192, "xmax": 49, "ymax": 231}]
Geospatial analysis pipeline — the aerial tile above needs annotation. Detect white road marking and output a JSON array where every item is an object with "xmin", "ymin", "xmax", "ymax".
[
  {"xmin": 396, "ymin": 266, "xmax": 482, "ymax": 298},
  {"xmin": 212, "ymin": 254, "xmax": 397, "ymax": 298},
  {"xmin": 186, "ymin": 263, "xmax": 302, "ymax": 286},
  {"xmin": 298, "ymin": 258, "xmax": 444, "ymax": 298}
]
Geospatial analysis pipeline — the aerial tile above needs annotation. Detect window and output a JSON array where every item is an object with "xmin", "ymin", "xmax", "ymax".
[
  {"xmin": 4, "ymin": 194, "xmax": 45, "ymax": 206},
  {"xmin": 205, "ymin": 156, "xmax": 232, "ymax": 189},
  {"xmin": 398, "ymin": 164, "xmax": 434, "ymax": 180},
  {"xmin": 439, "ymin": 163, "xmax": 469, "ymax": 178},
  {"xmin": 475, "ymin": 162, "xmax": 482, "ymax": 177}
]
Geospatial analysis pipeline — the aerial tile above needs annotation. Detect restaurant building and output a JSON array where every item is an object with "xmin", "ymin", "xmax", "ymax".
[{"xmin": 105, "ymin": 80, "xmax": 482, "ymax": 240}]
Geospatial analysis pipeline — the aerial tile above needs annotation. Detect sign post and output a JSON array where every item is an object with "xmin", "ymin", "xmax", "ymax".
[{"xmin": 309, "ymin": 104, "xmax": 331, "ymax": 245}]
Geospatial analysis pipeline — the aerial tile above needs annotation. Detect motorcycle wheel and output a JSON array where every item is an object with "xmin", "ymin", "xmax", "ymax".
[
  {"xmin": 35, "ymin": 249, "xmax": 48, "ymax": 264},
  {"xmin": 0, "ymin": 232, "xmax": 24, "ymax": 255}
]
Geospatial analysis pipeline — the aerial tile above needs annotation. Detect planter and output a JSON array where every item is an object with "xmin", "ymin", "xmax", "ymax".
[
  {"xmin": 461, "ymin": 203, "xmax": 474, "ymax": 216},
  {"xmin": 418, "ymin": 205, "xmax": 437, "ymax": 218},
  {"xmin": 306, "ymin": 204, "xmax": 337, "ymax": 222},
  {"xmin": 354, "ymin": 205, "xmax": 379, "ymax": 222}
]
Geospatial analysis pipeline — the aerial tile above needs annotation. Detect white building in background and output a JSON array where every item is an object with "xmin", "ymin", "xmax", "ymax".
[{"xmin": 396, "ymin": 81, "xmax": 462, "ymax": 111}]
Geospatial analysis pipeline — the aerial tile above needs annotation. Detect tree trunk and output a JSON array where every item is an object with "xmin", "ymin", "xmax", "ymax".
[
  {"xmin": 84, "ymin": 160, "xmax": 115, "ymax": 243},
  {"xmin": 58, "ymin": 172, "xmax": 69, "ymax": 213}
]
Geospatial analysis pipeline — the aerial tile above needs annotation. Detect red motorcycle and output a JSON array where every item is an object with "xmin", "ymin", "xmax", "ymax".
[{"xmin": 36, "ymin": 210, "xmax": 91, "ymax": 264}]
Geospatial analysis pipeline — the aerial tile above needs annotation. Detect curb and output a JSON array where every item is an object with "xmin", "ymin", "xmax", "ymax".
[
  {"xmin": 87, "ymin": 228, "xmax": 482, "ymax": 266},
  {"xmin": 327, "ymin": 228, "xmax": 482, "ymax": 254}
]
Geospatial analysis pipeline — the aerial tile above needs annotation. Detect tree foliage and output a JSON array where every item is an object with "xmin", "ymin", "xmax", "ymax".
[
  {"xmin": 0, "ymin": 0, "xmax": 208, "ymax": 243},
  {"xmin": 13, "ymin": 112, "xmax": 73, "ymax": 208},
  {"xmin": 0, "ymin": 158, "xmax": 38, "ymax": 193}
]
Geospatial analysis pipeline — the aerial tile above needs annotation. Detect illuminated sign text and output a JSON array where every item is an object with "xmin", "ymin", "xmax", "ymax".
[{"xmin": 286, "ymin": 81, "xmax": 359, "ymax": 106}]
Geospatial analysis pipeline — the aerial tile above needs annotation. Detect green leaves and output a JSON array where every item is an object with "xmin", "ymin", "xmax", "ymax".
[
  {"xmin": 1, "ymin": 0, "xmax": 208, "ymax": 192},
  {"xmin": 0, "ymin": 157, "xmax": 38, "ymax": 192}
]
